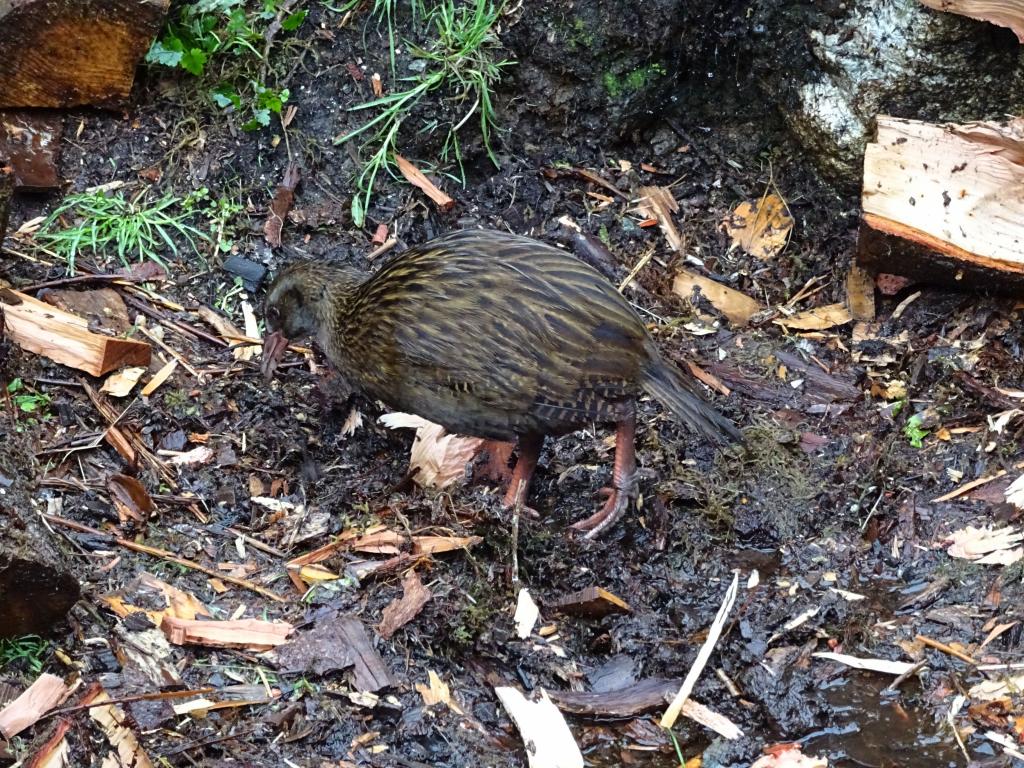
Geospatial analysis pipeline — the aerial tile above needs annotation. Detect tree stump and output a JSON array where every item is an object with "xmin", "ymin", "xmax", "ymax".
[{"xmin": 0, "ymin": 0, "xmax": 170, "ymax": 108}]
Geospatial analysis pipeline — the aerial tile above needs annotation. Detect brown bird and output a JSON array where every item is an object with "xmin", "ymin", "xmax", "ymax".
[{"xmin": 262, "ymin": 229, "xmax": 739, "ymax": 537}]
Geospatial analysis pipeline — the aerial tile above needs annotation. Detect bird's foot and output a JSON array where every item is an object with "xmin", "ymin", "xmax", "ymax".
[
  {"xmin": 501, "ymin": 496, "xmax": 541, "ymax": 520},
  {"xmin": 570, "ymin": 470, "xmax": 643, "ymax": 539}
]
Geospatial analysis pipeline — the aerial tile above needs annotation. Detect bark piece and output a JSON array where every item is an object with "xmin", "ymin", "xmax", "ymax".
[
  {"xmin": 547, "ymin": 678, "xmax": 680, "ymax": 718},
  {"xmin": 1, "ymin": 288, "xmax": 151, "ymax": 376},
  {"xmin": 38, "ymin": 287, "xmax": 132, "ymax": 335},
  {"xmin": 858, "ymin": 116, "xmax": 1024, "ymax": 289},
  {"xmin": 378, "ymin": 569, "xmax": 432, "ymax": 639},
  {"xmin": 0, "ymin": 0, "xmax": 170, "ymax": 108},
  {"xmin": 548, "ymin": 586, "xmax": 631, "ymax": 618},
  {"xmin": 264, "ymin": 162, "xmax": 300, "ymax": 247},
  {"xmin": 0, "ymin": 111, "xmax": 62, "ymax": 189},
  {"xmin": 276, "ymin": 614, "xmax": 394, "ymax": 692}
]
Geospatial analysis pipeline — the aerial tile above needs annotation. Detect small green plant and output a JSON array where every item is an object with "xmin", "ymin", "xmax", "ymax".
[
  {"xmin": 0, "ymin": 635, "xmax": 48, "ymax": 674},
  {"xmin": 185, "ymin": 187, "xmax": 245, "ymax": 252},
  {"xmin": 6, "ymin": 379, "xmax": 51, "ymax": 420},
  {"xmin": 335, "ymin": 0, "xmax": 512, "ymax": 225},
  {"xmin": 146, "ymin": 0, "xmax": 305, "ymax": 129},
  {"xmin": 903, "ymin": 413, "xmax": 929, "ymax": 448},
  {"xmin": 35, "ymin": 188, "xmax": 206, "ymax": 273}
]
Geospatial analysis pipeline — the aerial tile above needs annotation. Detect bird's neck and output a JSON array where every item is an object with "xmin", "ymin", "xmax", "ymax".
[{"xmin": 317, "ymin": 267, "xmax": 366, "ymax": 368}]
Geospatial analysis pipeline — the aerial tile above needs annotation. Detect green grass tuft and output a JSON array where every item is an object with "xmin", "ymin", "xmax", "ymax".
[
  {"xmin": 335, "ymin": 0, "xmax": 513, "ymax": 226},
  {"xmin": 35, "ymin": 188, "xmax": 207, "ymax": 274}
]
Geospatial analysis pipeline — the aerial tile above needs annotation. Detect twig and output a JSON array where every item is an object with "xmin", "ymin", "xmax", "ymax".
[
  {"xmin": 932, "ymin": 471, "xmax": 1007, "ymax": 503},
  {"xmin": 46, "ymin": 687, "xmax": 215, "ymax": 719},
  {"xmin": 42, "ymin": 513, "xmax": 287, "ymax": 602},
  {"xmin": 884, "ymin": 659, "xmax": 928, "ymax": 692},
  {"xmin": 916, "ymin": 634, "xmax": 977, "ymax": 665},
  {"xmin": 368, "ymin": 237, "xmax": 398, "ymax": 260}
]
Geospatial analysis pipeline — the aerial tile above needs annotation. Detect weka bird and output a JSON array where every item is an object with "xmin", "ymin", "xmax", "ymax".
[{"xmin": 262, "ymin": 229, "xmax": 739, "ymax": 538}]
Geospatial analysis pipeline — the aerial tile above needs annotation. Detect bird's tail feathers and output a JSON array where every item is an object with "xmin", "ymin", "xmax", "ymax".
[{"xmin": 641, "ymin": 359, "xmax": 741, "ymax": 444}]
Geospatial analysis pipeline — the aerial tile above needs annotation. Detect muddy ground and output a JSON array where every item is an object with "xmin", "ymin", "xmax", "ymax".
[{"xmin": 2, "ymin": 2, "xmax": 1023, "ymax": 767}]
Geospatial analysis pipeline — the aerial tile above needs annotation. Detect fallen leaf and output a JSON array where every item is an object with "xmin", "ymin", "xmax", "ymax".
[
  {"xmin": 379, "ymin": 413, "xmax": 485, "ymax": 488},
  {"xmin": 946, "ymin": 526, "xmax": 1023, "ymax": 565},
  {"xmin": 394, "ymin": 154, "xmax": 454, "ymax": 212},
  {"xmin": 162, "ymin": 446, "xmax": 215, "ymax": 467},
  {"xmin": 773, "ymin": 303, "xmax": 852, "ymax": 331},
  {"xmin": 378, "ymin": 569, "xmax": 432, "ymax": 639},
  {"xmin": 107, "ymin": 473, "xmax": 156, "ymax": 523},
  {"xmin": 410, "ymin": 534, "xmax": 482, "ymax": 555},
  {"xmin": 970, "ymin": 675, "xmax": 1024, "ymax": 702},
  {"xmin": 416, "ymin": 670, "xmax": 464, "ymax": 714},
  {"xmin": 722, "ymin": 193, "xmax": 794, "ymax": 260}
]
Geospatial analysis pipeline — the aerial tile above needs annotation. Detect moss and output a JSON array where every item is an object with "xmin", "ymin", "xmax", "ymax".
[
  {"xmin": 603, "ymin": 62, "xmax": 667, "ymax": 99},
  {"xmin": 566, "ymin": 17, "xmax": 596, "ymax": 51}
]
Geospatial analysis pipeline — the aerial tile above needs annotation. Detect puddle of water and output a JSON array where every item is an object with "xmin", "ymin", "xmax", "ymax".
[{"xmin": 808, "ymin": 674, "xmax": 963, "ymax": 768}]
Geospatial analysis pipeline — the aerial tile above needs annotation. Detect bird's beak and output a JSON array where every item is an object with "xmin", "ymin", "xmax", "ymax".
[{"xmin": 260, "ymin": 330, "xmax": 289, "ymax": 380}]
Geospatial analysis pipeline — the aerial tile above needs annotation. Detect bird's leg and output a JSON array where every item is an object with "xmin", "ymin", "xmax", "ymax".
[
  {"xmin": 476, "ymin": 439, "xmax": 516, "ymax": 483},
  {"xmin": 571, "ymin": 412, "xmax": 637, "ymax": 538},
  {"xmin": 502, "ymin": 433, "xmax": 543, "ymax": 518}
]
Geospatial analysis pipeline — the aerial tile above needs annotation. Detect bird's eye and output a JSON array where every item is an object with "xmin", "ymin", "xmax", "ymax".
[{"xmin": 267, "ymin": 306, "xmax": 281, "ymax": 325}]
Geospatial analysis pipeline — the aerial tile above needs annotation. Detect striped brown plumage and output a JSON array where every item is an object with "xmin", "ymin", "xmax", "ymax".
[{"xmin": 262, "ymin": 229, "xmax": 739, "ymax": 537}]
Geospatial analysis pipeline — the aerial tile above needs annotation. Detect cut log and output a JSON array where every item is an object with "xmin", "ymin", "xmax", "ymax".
[
  {"xmin": 1, "ymin": 288, "xmax": 151, "ymax": 377},
  {"xmin": 858, "ymin": 116, "xmax": 1024, "ymax": 289},
  {"xmin": 0, "ymin": 0, "xmax": 170, "ymax": 108},
  {"xmin": 918, "ymin": 0, "xmax": 1024, "ymax": 42}
]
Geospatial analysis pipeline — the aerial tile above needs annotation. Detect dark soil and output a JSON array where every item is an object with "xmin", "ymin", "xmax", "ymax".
[{"xmin": 1, "ymin": 2, "xmax": 1023, "ymax": 767}]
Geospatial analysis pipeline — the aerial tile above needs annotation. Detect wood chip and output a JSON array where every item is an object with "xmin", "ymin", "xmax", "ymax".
[
  {"xmin": 410, "ymin": 535, "xmax": 482, "ymax": 555},
  {"xmin": 773, "ymin": 303, "xmax": 852, "ymax": 331},
  {"xmin": 635, "ymin": 185, "xmax": 683, "ymax": 252},
  {"xmin": 2, "ymin": 288, "xmax": 150, "ymax": 376},
  {"xmin": 845, "ymin": 264, "xmax": 876, "ymax": 321},
  {"xmin": 100, "ymin": 366, "xmax": 146, "ymax": 397},
  {"xmin": 661, "ymin": 572, "xmax": 738, "ymax": 729},
  {"xmin": 141, "ymin": 359, "xmax": 178, "ymax": 397},
  {"xmin": 672, "ymin": 269, "xmax": 764, "ymax": 325},
  {"xmin": 812, "ymin": 652, "xmax": 916, "ymax": 676},
  {"xmin": 160, "ymin": 617, "xmax": 293, "ymax": 650},
  {"xmin": 0, "ymin": 673, "xmax": 71, "ymax": 739},
  {"xmin": 514, "ymin": 587, "xmax": 541, "ymax": 639},
  {"xmin": 494, "ymin": 687, "xmax": 583, "ymax": 768}
]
